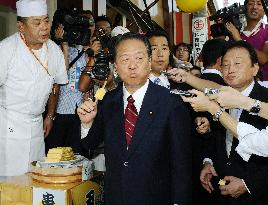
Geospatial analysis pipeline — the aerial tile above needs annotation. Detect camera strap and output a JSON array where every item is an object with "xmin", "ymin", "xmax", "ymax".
[{"xmin": 69, "ymin": 49, "xmax": 85, "ymax": 68}]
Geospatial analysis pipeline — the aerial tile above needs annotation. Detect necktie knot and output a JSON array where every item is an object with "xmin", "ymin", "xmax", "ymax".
[
  {"xmin": 154, "ymin": 77, "xmax": 161, "ymax": 85},
  {"xmin": 127, "ymin": 95, "xmax": 135, "ymax": 104}
]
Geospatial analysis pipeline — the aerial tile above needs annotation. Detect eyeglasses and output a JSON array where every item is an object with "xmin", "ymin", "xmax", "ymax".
[{"xmin": 176, "ymin": 47, "xmax": 189, "ymax": 52}]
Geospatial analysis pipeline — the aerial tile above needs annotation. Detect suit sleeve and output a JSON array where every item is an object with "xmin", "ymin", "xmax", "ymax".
[
  {"xmin": 81, "ymin": 101, "xmax": 105, "ymax": 151},
  {"xmin": 243, "ymin": 164, "xmax": 268, "ymax": 200},
  {"xmin": 168, "ymin": 97, "xmax": 192, "ymax": 204}
]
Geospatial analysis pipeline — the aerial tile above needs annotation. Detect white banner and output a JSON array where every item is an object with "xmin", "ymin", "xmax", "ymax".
[{"xmin": 192, "ymin": 17, "xmax": 209, "ymax": 62}]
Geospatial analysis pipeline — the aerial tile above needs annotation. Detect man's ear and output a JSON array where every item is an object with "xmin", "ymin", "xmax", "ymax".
[
  {"xmin": 253, "ymin": 63, "xmax": 259, "ymax": 77},
  {"xmin": 17, "ymin": 21, "xmax": 24, "ymax": 33}
]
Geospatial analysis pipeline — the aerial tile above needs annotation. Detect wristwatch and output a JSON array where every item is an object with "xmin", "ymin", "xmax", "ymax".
[
  {"xmin": 249, "ymin": 100, "xmax": 261, "ymax": 115},
  {"xmin": 212, "ymin": 107, "xmax": 224, "ymax": 121}
]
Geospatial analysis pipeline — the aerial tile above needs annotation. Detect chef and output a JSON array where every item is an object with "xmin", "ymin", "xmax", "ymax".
[{"xmin": 0, "ymin": 0, "xmax": 68, "ymax": 176}]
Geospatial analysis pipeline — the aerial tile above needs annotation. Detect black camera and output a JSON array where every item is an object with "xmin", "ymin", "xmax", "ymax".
[
  {"xmin": 204, "ymin": 88, "xmax": 220, "ymax": 96},
  {"xmin": 170, "ymin": 89, "xmax": 195, "ymax": 97},
  {"xmin": 209, "ymin": 3, "xmax": 245, "ymax": 38},
  {"xmin": 90, "ymin": 29, "xmax": 117, "ymax": 81},
  {"xmin": 52, "ymin": 9, "xmax": 91, "ymax": 45}
]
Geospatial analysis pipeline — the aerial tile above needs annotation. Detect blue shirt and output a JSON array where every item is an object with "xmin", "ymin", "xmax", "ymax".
[{"xmin": 56, "ymin": 47, "xmax": 87, "ymax": 114}]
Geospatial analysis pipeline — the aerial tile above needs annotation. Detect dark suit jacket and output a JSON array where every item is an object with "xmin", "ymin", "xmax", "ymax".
[
  {"xmin": 82, "ymin": 82, "xmax": 192, "ymax": 205},
  {"xmin": 206, "ymin": 82, "xmax": 268, "ymax": 205}
]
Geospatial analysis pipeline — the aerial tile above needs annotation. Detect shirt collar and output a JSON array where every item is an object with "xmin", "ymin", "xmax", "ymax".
[
  {"xmin": 242, "ymin": 19, "xmax": 265, "ymax": 37},
  {"xmin": 149, "ymin": 73, "xmax": 170, "ymax": 89},
  {"xmin": 123, "ymin": 79, "xmax": 149, "ymax": 113},
  {"xmin": 202, "ymin": 68, "xmax": 223, "ymax": 77},
  {"xmin": 241, "ymin": 81, "xmax": 255, "ymax": 97}
]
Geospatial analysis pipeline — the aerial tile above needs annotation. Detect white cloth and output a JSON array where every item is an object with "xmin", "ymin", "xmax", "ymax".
[
  {"xmin": 236, "ymin": 123, "xmax": 268, "ymax": 161},
  {"xmin": 149, "ymin": 73, "xmax": 170, "ymax": 89},
  {"xmin": 111, "ymin": 26, "xmax": 130, "ymax": 37},
  {"xmin": 16, "ymin": 0, "xmax": 47, "ymax": 17},
  {"xmin": 0, "ymin": 32, "xmax": 67, "ymax": 176},
  {"xmin": 258, "ymin": 81, "xmax": 268, "ymax": 88}
]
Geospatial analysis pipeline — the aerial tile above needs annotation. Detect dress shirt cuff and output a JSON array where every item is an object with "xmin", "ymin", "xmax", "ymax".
[
  {"xmin": 203, "ymin": 158, "xmax": 213, "ymax": 166},
  {"xmin": 242, "ymin": 179, "xmax": 251, "ymax": 194},
  {"xmin": 81, "ymin": 124, "xmax": 90, "ymax": 139}
]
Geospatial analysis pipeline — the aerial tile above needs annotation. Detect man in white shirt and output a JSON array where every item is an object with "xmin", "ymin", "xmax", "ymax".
[
  {"xmin": 0, "ymin": 0, "xmax": 68, "ymax": 176},
  {"xmin": 77, "ymin": 33, "xmax": 192, "ymax": 205}
]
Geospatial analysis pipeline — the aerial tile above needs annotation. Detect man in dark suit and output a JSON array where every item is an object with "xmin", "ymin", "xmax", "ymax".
[
  {"xmin": 183, "ymin": 41, "xmax": 268, "ymax": 205},
  {"xmin": 77, "ymin": 33, "xmax": 192, "ymax": 205}
]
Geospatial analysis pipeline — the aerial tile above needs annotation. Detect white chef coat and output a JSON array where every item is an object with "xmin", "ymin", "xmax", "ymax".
[{"xmin": 0, "ymin": 33, "xmax": 68, "ymax": 176}]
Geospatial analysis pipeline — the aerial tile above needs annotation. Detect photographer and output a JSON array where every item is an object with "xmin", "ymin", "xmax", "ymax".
[
  {"xmin": 94, "ymin": 15, "xmax": 113, "ymax": 38},
  {"xmin": 78, "ymin": 25, "xmax": 121, "ymax": 94},
  {"xmin": 226, "ymin": 0, "xmax": 268, "ymax": 80},
  {"xmin": 45, "ymin": 9, "xmax": 99, "ymax": 154}
]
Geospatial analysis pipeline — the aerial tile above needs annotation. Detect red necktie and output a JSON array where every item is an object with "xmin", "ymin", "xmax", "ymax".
[{"xmin": 125, "ymin": 95, "xmax": 138, "ymax": 146}]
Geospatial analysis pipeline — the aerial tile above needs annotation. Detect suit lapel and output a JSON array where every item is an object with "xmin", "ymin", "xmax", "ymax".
[
  {"xmin": 109, "ymin": 86, "xmax": 127, "ymax": 156},
  {"xmin": 127, "ymin": 82, "xmax": 159, "ymax": 158}
]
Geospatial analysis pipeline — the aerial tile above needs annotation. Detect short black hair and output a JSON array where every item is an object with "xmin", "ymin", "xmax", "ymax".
[
  {"xmin": 222, "ymin": 40, "xmax": 258, "ymax": 66},
  {"xmin": 114, "ymin": 32, "xmax": 152, "ymax": 60},
  {"xmin": 145, "ymin": 30, "xmax": 170, "ymax": 45},
  {"xmin": 95, "ymin": 15, "xmax": 112, "ymax": 27},
  {"xmin": 17, "ymin": 16, "xmax": 28, "ymax": 23},
  {"xmin": 145, "ymin": 30, "xmax": 174, "ymax": 66},
  {"xmin": 201, "ymin": 39, "xmax": 227, "ymax": 67},
  {"xmin": 80, "ymin": 10, "xmax": 93, "ymax": 16}
]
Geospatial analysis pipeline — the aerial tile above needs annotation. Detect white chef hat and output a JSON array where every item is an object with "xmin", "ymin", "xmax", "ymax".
[
  {"xmin": 111, "ymin": 26, "xmax": 130, "ymax": 37},
  {"xmin": 16, "ymin": 0, "xmax": 47, "ymax": 17}
]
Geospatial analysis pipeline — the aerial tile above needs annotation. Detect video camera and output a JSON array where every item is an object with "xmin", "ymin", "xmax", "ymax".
[
  {"xmin": 51, "ymin": 8, "xmax": 91, "ymax": 45},
  {"xmin": 261, "ymin": 0, "xmax": 268, "ymax": 16},
  {"xmin": 209, "ymin": 3, "xmax": 245, "ymax": 38},
  {"xmin": 90, "ymin": 28, "xmax": 117, "ymax": 81}
]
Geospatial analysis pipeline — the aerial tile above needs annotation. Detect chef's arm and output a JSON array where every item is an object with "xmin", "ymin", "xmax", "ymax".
[{"xmin": 43, "ymin": 84, "xmax": 60, "ymax": 137}]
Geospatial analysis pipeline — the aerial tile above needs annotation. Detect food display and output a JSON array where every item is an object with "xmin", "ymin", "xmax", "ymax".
[
  {"xmin": 30, "ymin": 147, "xmax": 93, "ymax": 184},
  {"xmin": 45, "ymin": 147, "xmax": 75, "ymax": 162}
]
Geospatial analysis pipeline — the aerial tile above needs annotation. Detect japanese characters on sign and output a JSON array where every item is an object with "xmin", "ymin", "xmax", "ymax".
[{"xmin": 192, "ymin": 17, "xmax": 209, "ymax": 62}]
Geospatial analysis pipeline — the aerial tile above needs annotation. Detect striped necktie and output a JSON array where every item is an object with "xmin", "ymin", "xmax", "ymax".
[{"xmin": 125, "ymin": 95, "xmax": 138, "ymax": 146}]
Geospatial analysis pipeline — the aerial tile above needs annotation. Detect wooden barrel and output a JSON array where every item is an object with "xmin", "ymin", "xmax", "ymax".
[{"xmin": 30, "ymin": 162, "xmax": 82, "ymax": 184}]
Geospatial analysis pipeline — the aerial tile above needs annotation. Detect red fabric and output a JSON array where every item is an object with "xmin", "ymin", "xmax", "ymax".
[
  {"xmin": 0, "ymin": 0, "xmax": 16, "ymax": 10},
  {"xmin": 124, "ymin": 96, "xmax": 138, "ymax": 146}
]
